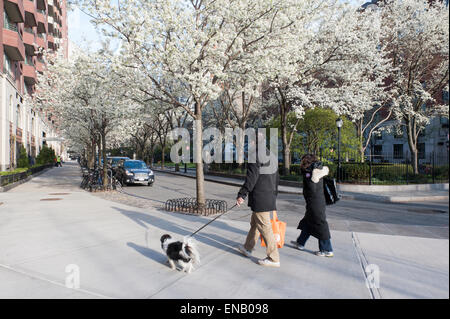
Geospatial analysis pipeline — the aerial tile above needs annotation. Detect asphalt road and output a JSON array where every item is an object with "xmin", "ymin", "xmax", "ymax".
[{"xmin": 118, "ymin": 171, "xmax": 449, "ymax": 240}]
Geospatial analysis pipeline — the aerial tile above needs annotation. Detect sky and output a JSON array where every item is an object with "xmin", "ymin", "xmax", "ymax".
[
  {"xmin": 67, "ymin": 6, "xmax": 102, "ymax": 53},
  {"xmin": 67, "ymin": 1, "xmax": 369, "ymax": 53}
]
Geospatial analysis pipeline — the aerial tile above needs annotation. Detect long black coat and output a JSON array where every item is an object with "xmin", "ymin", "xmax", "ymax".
[
  {"xmin": 297, "ymin": 164, "xmax": 331, "ymax": 240},
  {"xmin": 238, "ymin": 158, "xmax": 279, "ymax": 213}
]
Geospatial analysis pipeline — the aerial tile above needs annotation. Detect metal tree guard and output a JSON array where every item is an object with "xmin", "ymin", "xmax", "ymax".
[{"xmin": 165, "ymin": 198, "xmax": 228, "ymax": 216}]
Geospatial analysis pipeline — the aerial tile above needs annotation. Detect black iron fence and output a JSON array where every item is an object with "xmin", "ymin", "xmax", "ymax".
[
  {"xmin": 208, "ymin": 149, "xmax": 449, "ymax": 185},
  {"xmin": 0, "ymin": 164, "xmax": 53, "ymax": 187},
  {"xmin": 318, "ymin": 149, "xmax": 449, "ymax": 185}
]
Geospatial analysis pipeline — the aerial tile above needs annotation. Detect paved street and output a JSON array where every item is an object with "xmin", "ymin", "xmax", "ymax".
[
  {"xmin": 0, "ymin": 162, "xmax": 448, "ymax": 299},
  {"xmin": 112, "ymin": 170, "xmax": 449, "ymax": 240}
]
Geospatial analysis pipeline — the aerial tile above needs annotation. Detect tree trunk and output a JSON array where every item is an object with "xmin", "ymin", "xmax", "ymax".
[
  {"xmin": 161, "ymin": 145, "xmax": 165, "ymax": 170},
  {"xmin": 238, "ymin": 121, "xmax": 247, "ymax": 172},
  {"xmin": 406, "ymin": 116, "xmax": 419, "ymax": 174},
  {"xmin": 89, "ymin": 138, "xmax": 96, "ymax": 169},
  {"xmin": 194, "ymin": 104, "xmax": 205, "ymax": 208},
  {"xmin": 97, "ymin": 140, "xmax": 102, "ymax": 168},
  {"xmin": 149, "ymin": 145, "xmax": 155, "ymax": 167},
  {"xmin": 279, "ymin": 99, "xmax": 290, "ymax": 176},
  {"xmin": 410, "ymin": 148, "xmax": 419, "ymax": 176},
  {"xmin": 357, "ymin": 121, "xmax": 365, "ymax": 163},
  {"xmin": 101, "ymin": 131, "xmax": 108, "ymax": 189},
  {"xmin": 360, "ymin": 145, "xmax": 365, "ymax": 164}
]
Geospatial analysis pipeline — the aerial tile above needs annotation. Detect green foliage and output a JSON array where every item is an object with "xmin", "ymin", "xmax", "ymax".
[
  {"xmin": 434, "ymin": 165, "xmax": 449, "ymax": 181},
  {"xmin": 297, "ymin": 108, "xmax": 359, "ymax": 155},
  {"xmin": 0, "ymin": 167, "xmax": 29, "ymax": 176},
  {"xmin": 372, "ymin": 164, "xmax": 414, "ymax": 181},
  {"xmin": 36, "ymin": 145, "xmax": 56, "ymax": 165},
  {"xmin": 17, "ymin": 146, "xmax": 30, "ymax": 168},
  {"xmin": 268, "ymin": 109, "xmax": 359, "ymax": 158}
]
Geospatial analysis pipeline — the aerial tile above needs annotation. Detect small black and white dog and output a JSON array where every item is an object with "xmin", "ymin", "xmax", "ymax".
[{"xmin": 160, "ymin": 234, "xmax": 200, "ymax": 273}]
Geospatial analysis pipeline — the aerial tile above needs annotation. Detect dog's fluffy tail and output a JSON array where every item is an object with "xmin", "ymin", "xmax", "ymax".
[{"xmin": 183, "ymin": 237, "xmax": 201, "ymax": 266}]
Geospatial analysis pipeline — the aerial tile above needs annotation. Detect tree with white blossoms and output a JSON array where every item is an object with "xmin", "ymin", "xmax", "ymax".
[
  {"xmin": 376, "ymin": 0, "xmax": 449, "ymax": 174},
  {"xmin": 263, "ymin": 1, "xmax": 387, "ymax": 174},
  {"xmin": 77, "ymin": 0, "xmax": 322, "ymax": 208},
  {"xmin": 32, "ymin": 50, "xmax": 139, "ymax": 188},
  {"xmin": 305, "ymin": 4, "xmax": 393, "ymax": 162},
  {"xmin": 123, "ymin": 118, "xmax": 159, "ymax": 165}
]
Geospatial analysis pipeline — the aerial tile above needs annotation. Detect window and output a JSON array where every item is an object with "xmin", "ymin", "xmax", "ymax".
[
  {"xmin": 417, "ymin": 143, "xmax": 425, "ymax": 160},
  {"xmin": 16, "ymin": 105, "xmax": 21, "ymax": 128},
  {"xmin": 393, "ymin": 144, "xmax": 404, "ymax": 159},
  {"xmin": 3, "ymin": 52, "xmax": 14, "ymax": 80},
  {"xmin": 3, "ymin": 11, "xmax": 17, "ymax": 32},
  {"xmin": 374, "ymin": 145, "xmax": 382, "ymax": 157}
]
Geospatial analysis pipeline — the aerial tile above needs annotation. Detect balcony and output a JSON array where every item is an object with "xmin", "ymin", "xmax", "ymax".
[
  {"xmin": 4, "ymin": 0, "xmax": 25, "ymax": 23},
  {"xmin": 36, "ymin": 58, "xmax": 45, "ymax": 72},
  {"xmin": 23, "ymin": 63, "xmax": 36, "ymax": 85},
  {"xmin": 23, "ymin": 27, "xmax": 35, "ymax": 44},
  {"xmin": 36, "ymin": 11, "xmax": 47, "ymax": 33},
  {"xmin": 36, "ymin": 32, "xmax": 45, "ymax": 48},
  {"xmin": 24, "ymin": 0, "xmax": 37, "ymax": 27},
  {"xmin": 2, "ymin": 28, "xmax": 25, "ymax": 61}
]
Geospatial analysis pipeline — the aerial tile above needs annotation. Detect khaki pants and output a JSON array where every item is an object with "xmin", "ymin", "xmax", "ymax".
[{"xmin": 244, "ymin": 211, "xmax": 280, "ymax": 262}]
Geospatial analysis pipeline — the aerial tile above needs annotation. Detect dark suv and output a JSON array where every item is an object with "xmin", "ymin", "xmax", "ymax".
[
  {"xmin": 107, "ymin": 156, "xmax": 130, "ymax": 169},
  {"xmin": 116, "ymin": 160, "xmax": 154, "ymax": 186}
]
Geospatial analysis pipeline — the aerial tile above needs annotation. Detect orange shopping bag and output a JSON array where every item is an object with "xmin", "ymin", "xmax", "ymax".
[{"xmin": 260, "ymin": 211, "xmax": 286, "ymax": 248}]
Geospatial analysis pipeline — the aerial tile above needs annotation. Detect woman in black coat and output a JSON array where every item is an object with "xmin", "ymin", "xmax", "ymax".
[{"xmin": 292, "ymin": 154, "xmax": 334, "ymax": 257}]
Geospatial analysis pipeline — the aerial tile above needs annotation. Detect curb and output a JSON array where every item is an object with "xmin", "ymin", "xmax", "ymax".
[
  {"xmin": 153, "ymin": 168, "xmax": 303, "ymax": 195},
  {"xmin": 0, "ymin": 167, "xmax": 53, "ymax": 192},
  {"xmin": 153, "ymin": 169, "xmax": 449, "ymax": 202},
  {"xmin": 341, "ymin": 193, "xmax": 449, "ymax": 203}
]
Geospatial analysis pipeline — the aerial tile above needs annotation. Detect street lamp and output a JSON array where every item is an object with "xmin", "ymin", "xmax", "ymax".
[{"xmin": 336, "ymin": 118, "xmax": 343, "ymax": 183}]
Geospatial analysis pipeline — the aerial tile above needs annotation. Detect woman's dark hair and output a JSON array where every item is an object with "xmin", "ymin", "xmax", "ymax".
[{"xmin": 300, "ymin": 154, "xmax": 318, "ymax": 171}]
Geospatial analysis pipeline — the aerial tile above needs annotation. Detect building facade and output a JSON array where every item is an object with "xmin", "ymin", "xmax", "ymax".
[{"xmin": 0, "ymin": 0, "xmax": 67, "ymax": 171}]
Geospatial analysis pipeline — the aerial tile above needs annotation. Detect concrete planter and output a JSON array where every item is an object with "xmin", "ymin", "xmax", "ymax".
[{"xmin": 0, "ymin": 164, "xmax": 54, "ymax": 192}]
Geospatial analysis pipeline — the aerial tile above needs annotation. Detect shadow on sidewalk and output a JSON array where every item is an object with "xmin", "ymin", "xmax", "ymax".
[
  {"xmin": 114, "ymin": 206, "xmax": 246, "ymax": 262},
  {"xmin": 127, "ymin": 242, "xmax": 167, "ymax": 266}
]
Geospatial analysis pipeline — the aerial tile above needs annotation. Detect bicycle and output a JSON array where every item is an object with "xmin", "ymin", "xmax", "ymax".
[{"xmin": 80, "ymin": 166, "xmax": 122, "ymax": 192}]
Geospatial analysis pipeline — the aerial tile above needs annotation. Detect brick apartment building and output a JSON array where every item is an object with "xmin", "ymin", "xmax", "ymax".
[{"xmin": 0, "ymin": 0, "xmax": 68, "ymax": 171}]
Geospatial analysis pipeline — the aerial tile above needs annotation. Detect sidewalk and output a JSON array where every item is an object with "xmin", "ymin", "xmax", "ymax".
[
  {"xmin": 0, "ymin": 163, "xmax": 448, "ymax": 298},
  {"xmin": 153, "ymin": 167, "xmax": 449, "ymax": 203}
]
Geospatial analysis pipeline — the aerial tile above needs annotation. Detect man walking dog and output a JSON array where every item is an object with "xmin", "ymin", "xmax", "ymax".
[{"xmin": 236, "ymin": 139, "xmax": 280, "ymax": 267}]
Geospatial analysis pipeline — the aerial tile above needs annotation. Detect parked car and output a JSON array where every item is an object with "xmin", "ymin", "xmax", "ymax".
[
  {"xmin": 116, "ymin": 160, "xmax": 154, "ymax": 186},
  {"xmin": 107, "ymin": 156, "xmax": 130, "ymax": 173}
]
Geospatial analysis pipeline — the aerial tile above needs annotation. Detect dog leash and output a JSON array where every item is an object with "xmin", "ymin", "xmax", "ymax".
[
  {"xmin": 115, "ymin": 185, "xmax": 238, "ymax": 238},
  {"xmin": 188, "ymin": 203, "xmax": 238, "ymax": 238}
]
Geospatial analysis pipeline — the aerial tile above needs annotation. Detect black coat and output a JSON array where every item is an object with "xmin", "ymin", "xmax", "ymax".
[
  {"xmin": 238, "ymin": 158, "xmax": 279, "ymax": 213},
  {"xmin": 297, "ymin": 163, "xmax": 331, "ymax": 240}
]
